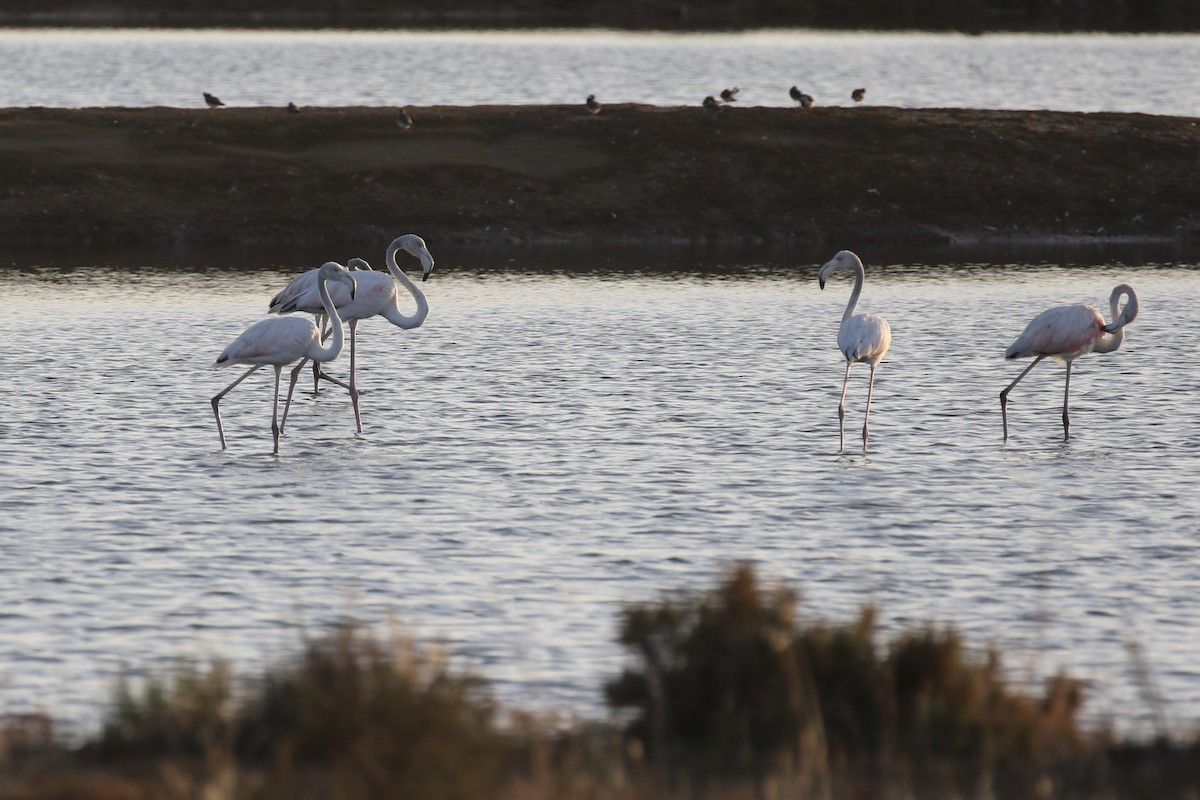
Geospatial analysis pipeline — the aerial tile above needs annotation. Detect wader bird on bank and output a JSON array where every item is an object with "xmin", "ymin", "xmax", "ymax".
[
  {"xmin": 852, "ymin": 87, "xmax": 866, "ymax": 103},
  {"xmin": 790, "ymin": 86, "xmax": 814, "ymax": 108},
  {"xmin": 271, "ymin": 234, "xmax": 435, "ymax": 434},
  {"xmin": 203, "ymin": 92, "xmax": 224, "ymax": 108},
  {"xmin": 211, "ymin": 261, "xmax": 357, "ymax": 454},
  {"xmin": 720, "ymin": 86, "xmax": 740, "ymax": 102},
  {"xmin": 586, "ymin": 94, "xmax": 601, "ymax": 114},
  {"xmin": 818, "ymin": 250, "xmax": 892, "ymax": 450},
  {"xmin": 1000, "ymin": 284, "xmax": 1139, "ymax": 441}
]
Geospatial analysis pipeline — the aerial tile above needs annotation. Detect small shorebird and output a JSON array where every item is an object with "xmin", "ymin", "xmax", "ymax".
[
  {"xmin": 395, "ymin": 108, "xmax": 413, "ymax": 130},
  {"xmin": 720, "ymin": 86, "xmax": 740, "ymax": 102},
  {"xmin": 789, "ymin": 86, "xmax": 814, "ymax": 109},
  {"xmin": 586, "ymin": 94, "xmax": 602, "ymax": 114},
  {"xmin": 203, "ymin": 92, "xmax": 224, "ymax": 108},
  {"xmin": 286, "ymin": 101, "xmax": 301, "ymax": 113},
  {"xmin": 702, "ymin": 95, "xmax": 722, "ymax": 111},
  {"xmin": 852, "ymin": 87, "xmax": 866, "ymax": 103}
]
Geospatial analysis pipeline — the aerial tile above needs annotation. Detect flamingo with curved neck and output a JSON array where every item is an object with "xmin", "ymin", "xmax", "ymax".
[
  {"xmin": 269, "ymin": 234, "xmax": 435, "ymax": 433},
  {"xmin": 818, "ymin": 249, "xmax": 893, "ymax": 450},
  {"xmin": 1000, "ymin": 283, "xmax": 1139, "ymax": 441},
  {"xmin": 211, "ymin": 261, "xmax": 357, "ymax": 454}
]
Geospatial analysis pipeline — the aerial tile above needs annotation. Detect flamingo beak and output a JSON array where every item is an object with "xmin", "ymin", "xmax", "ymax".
[
  {"xmin": 818, "ymin": 277, "xmax": 826, "ymax": 290},
  {"xmin": 349, "ymin": 277, "xmax": 357, "ymax": 300}
]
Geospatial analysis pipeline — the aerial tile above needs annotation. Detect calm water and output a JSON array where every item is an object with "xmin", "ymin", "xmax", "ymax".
[
  {"xmin": 1, "ymin": 28, "xmax": 1198, "ymax": 115},
  {"xmin": 1, "ymin": 243, "xmax": 1198, "ymax": 739}
]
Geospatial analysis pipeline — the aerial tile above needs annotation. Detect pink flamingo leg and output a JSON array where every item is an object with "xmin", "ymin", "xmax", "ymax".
[
  {"xmin": 837, "ymin": 361, "xmax": 852, "ymax": 451},
  {"xmin": 211, "ymin": 364, "xmax": 261, "ymax": 449},
  {"xmin": 863, "ymin": 363, "xmax": 878, "ymax": 449},
  {"xmin": 1062, "ymin": 360, "xmax": 1073, "ymax": 440},
  {"xmin": 348, "ymin": 320, "xmax": 363, "ymax": 433},
  {"xmin": 270, "ymin": 365, "xmax": 284, "ymax": 455},
  {"xmin": 999, "ymin": 354, "xmax": 1046, "ymax": 442}
]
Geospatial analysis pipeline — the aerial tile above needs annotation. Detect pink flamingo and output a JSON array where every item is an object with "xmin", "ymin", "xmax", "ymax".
[
  {"xmin": 211, "ymin": 261, "xmax": 357, "ymax": 454},
  {"xmin": 269, "ymin": 234, "xmax": 435, "ymax": 433},
  {"xmin": 819, "ymin": 250, "xmax": 893, "ymax": 450},
  {"xmin": 1001, "ymin": 283, "xmax": 1139, "ymax": 441}
]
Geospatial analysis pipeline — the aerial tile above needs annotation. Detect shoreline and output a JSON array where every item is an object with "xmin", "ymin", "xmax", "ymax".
[{"xmin": 1, "ymin": 104, "xmax": 1197, "ymax": 250}]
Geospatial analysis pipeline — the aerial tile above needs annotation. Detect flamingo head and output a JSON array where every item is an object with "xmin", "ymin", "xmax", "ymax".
[
  {"xmin": 317, "ymin": 260, "xmax": 357, "ymax": 300},
  {"xmin": 1103, "ymin": 283, "xmax": 1139, "ymax": 333},
  {"xmin": 818, "ymin": 249, "xmax": 862, "ymax": 289}
]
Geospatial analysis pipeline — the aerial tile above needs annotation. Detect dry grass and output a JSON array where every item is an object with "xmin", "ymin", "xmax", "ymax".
[{"xmin": 1, "ymin": 566, "xmax": 1197, "ymax": 800}]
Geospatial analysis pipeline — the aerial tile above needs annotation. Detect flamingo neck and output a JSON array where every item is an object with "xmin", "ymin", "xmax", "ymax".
[
  {"xmin": 842, "ymin": 259, "xmax": 865, "ymax": 321},
  {"xmin": 381, "ymin": 242, "xmax": 430, "ymax": 330},
  {"xmin": 1094, "ymin": 285, "xmax": 1136, "ymax": 354},
  {"xmin": 310, "ymin": 275, "xmax": 346, "ymax": 361}
]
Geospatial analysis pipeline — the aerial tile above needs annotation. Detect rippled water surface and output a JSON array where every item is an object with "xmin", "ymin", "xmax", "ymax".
[
  {"xmin": 1, "ymin": 244, "xmax": 1199, "ymax": 737},
  {"xmin": 2, "ymin": 28, "xmax": 1198, "ymax": 114}
]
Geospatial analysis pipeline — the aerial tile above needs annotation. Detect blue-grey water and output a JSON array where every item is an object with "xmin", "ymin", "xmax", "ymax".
[
  {"xmin": 0, "ymin": 242, "xmax": 1197, "ymax": 740},
  {"xmin": 0, "ymin": 28, "xmax": 1197, "ymax": 115}
]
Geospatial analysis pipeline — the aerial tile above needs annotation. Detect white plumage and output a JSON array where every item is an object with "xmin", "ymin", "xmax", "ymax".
[
  {"xmin": 1000, "ymin": 284, "xmax": 1139, "ymax": 441},
  {"xmin": 211, "ymin": 261, "xmax": 358, "ymax": 454},
  {"xmin": 269, "ymin": 234, "xmax": 435, "ymax": 433},
  {"xmin": 818, "ymin": 249, "xmax": 892, "ymax": 450}
]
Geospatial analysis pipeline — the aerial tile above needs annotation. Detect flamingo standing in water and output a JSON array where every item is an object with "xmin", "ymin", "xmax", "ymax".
[
  {"xmin": 1001, "ymin": 283, "xmax": 1139, "ymax": 441},
  {"xmin": 269, "ymin": 234, "xmax": 435, "ymax": 433},
  {"xmin": 819, "ymin": 250, "xmax": 893, "ymax": 450},
  {"xmin": 211, "ymin": 261, "xmax": 357, "ymax": 454}
]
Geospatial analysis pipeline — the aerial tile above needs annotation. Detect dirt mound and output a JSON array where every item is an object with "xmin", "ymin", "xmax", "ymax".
[{"xmin": 0, "ymin": 104, "xmax": 1197, "ymax": 247}]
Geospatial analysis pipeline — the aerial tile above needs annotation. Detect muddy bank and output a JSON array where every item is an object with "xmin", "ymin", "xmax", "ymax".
[{"xmin": 1, "ymin": 104, "xmax": 1197, "ymax": 249}]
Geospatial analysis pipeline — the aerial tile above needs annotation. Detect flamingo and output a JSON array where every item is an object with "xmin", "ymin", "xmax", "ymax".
[
  {"xmin": 818, "ymin": 250, "xmax": 893, "ymax": 450},
  {"xmin": 1000, "ymin": 284, "xmax": 1139, "ymax": 441},
  {"xmin": 211, "ymin": 261, "xmax": 357, "ymax": 454},
  {"xmin": 269, "ymin": 234, "xmax": 435, "ymax": 433}
]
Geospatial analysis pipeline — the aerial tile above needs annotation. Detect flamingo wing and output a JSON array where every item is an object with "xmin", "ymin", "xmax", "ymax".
[
  {"xmin": 269, "ymin": 268, "xmax": 356, "ymax": 315},
  {"xmin": 839, "ymin": 312, "xmax": 891, "ymax": 364},
  {"xmin": 1005, "ymin": 304, "xmax": 1104, "ymax": 360},
  {"xmin": 214, "ymin": 317, "xmax": 319, "ymax": 367}
]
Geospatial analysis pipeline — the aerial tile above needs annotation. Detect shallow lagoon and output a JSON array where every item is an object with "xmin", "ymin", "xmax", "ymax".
[{"xmin": 1, "ymin": 242, "xmax": 1197, "ymax": 738}]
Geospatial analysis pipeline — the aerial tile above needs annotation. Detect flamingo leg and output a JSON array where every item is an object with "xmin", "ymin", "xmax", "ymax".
[
  {"xmin": 1000, "ymin": 355, "xmax": 1046, "ymax": 442},
  {"xmin": 270, "ymin": 365, "xmax": 284, "ymax": 454},
  {"xmin": 279, "ymin": 358, "xmax": 309, "ymax": 434},
  {"xmin": 211, "ymin": 365, "xmax": 261, "ymax": 450},
  {"xmin": 348, "ymin": 320, "xmax": 363, "ymax": 433},
  {"xmin": 863, "ymin": 362, "xmax": 879, "ymax": 449},
  {"xmin": 837, "ymin": 360, "xmax": 852, "ymax": 451},
  {"xmin": 1062, "ymin": 360, "xmax": 1073, "ymax": 440}
]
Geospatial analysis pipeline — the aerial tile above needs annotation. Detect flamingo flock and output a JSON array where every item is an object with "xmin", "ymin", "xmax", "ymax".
[
  {"xmin": 210, "ymin": 241, "xmax": 1140, "ymax": 455},
  {"xmin": 210, "ymin": 234, "xmax": 434, "ymax": 453}
]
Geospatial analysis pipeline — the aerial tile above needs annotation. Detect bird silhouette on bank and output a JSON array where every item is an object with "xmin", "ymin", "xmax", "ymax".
[
  {"xmin": 286, "ymin": 101, "xmax": 300, "ymax": 113},
  {"xmin": 203, "ymin": 92, "xmax": 224, "ymax": 108},
  {"xmin": 702, "ymin": 95, "xmax": 722, "ymax": 111},
  {"xmin": 790, "ymin": 86, "xmax": 814, "ymax": 109},
  {"xmin": 395, "ymin": 108, "xmax": 413, "ymax": 130},
  {"xmin": 720, "ymin": 86, "xmax": 740, "ymax": 102},
  {"xmin": 586, "ymin": 94, "xmax": 602, "ymax": 114},
  {"xmin": 852, "ymin": 87, "xmax": 866, "ymax": 103}
]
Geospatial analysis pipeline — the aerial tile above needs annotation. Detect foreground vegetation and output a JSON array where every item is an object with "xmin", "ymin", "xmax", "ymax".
[{"xmin": 1, "ymin": 565, "xmax": 1197, "ymax": 799}]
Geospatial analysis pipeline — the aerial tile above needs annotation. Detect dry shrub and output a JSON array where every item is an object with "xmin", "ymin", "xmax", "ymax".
[
  {"xmin": 90, "ymin": 624, "xmax": 511, "ymax": 800},
  {"xmin": 606, "ymin": 563, "xmax": 1088, "ymax": 784}
]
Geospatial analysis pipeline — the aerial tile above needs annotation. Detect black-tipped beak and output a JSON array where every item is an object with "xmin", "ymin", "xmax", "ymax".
[
  {"xmin": 349, "ymin": 278, "xmax": 357, "ymax": 300},
  {"xmin": 819, "ymin": 278, "xmax": 826, "ymax": 290}
]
